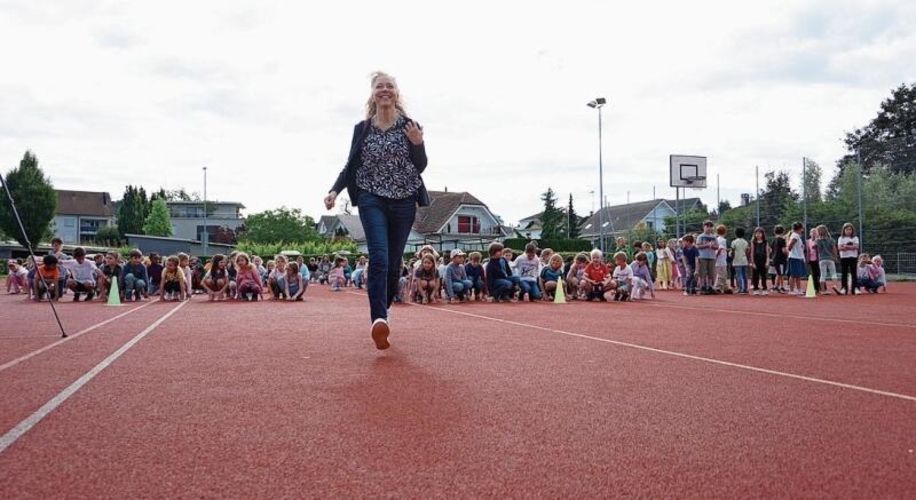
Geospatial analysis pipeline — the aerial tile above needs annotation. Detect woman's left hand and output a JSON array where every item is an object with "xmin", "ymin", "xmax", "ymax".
[{"xmin": 405, "ymin": 120, "xmax": 423, "ymax": 145}]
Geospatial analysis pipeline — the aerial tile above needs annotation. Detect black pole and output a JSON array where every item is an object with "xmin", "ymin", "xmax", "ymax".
[{"xmin": 0, "ymin": 172, "xmax": 67, "ymax": 338}]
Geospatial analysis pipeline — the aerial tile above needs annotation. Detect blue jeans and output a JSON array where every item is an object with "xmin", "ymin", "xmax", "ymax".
[
  {"xmin": 123, "ymin": 273, "xmax": 146, "ymax": 298},
  {"xmin": 357, "ymin": 191, "xmax": 417, "ymax": 322},
  {"xmin": 518, "ymin": 279, "xmax": 541, "ymax": 300},
  {"xmin": 734, "ymin": 265, "xmax": 748, "ymax": 293},
  {"xmin": 352, "ymin": 268, "xmax": 365, "ymax": 288},
  {"xmin": 489, "ymin": 278, "xmax": 515, "ymax": 300},
  {"xmin": 448, "ymin": 279, "xmax": 473, "ymax": 299},
  {"xmin": 684, "ymin": 266, "xmax": 696, "ymax": 294}
]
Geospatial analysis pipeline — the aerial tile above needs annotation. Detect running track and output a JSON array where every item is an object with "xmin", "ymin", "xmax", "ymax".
[{"xmin": 1, "ymin": 285, "xmax": 914, "ymax": 498}]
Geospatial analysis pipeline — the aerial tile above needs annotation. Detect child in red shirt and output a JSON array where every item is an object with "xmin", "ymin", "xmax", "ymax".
[
  {"xmin": 33, "ymin": 254, "xmax": 61, "ymax": 301},
  {"xmin": 582, "ymin": 249, "xmax": 609, "ymax": 301}
]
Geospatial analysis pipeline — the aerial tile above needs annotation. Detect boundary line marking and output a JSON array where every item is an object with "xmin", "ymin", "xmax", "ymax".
[
  {"xmin": 641, "ymin": 301, "xmax": 916, "ymax": 330},
  {"xmin": 0, "ymin": 301, "xmax": 187, "ymax": 454},
  {"xmin": 0, "ymin": 301, "xmax": 156, "ymax": 373},
  {"xmin": 399, "ymin": 299, "xmax": 916, "ymax": 404}
]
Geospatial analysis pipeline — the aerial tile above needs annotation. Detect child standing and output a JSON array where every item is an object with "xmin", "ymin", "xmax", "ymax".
[
  {"xmin": 696, "ymin": 221, "xmax": 718, "ymax": 294},
  {"xmin": 816, "ymin": 225, "xmax": 839, "ymax": 295},
  {"xmin": 642, "ymin": 242, "xmax": 657, "ymax": 285},
  {"xmin": 681, "ymin": 235, "xmax": 700, "ymax": 295},
  {"xmin": 671, "ymin": 239, "xmax": 683, "ymax": 290},
  {"xmin": 713, "ymin": 224, "xmax": 731, "ymax": 294},
  {"xmin": 771, "ymin": 225, "xmax": 788, "ymax": 293},
  {"xmin": 730, "ymin": 228, "xmax": 750, "ymax": 294},
  {"xmin": 655, "ymin": 239, "xmax": 672, "ymax": 290},
  {"xmin": 786, "ymin": 222, "xmax": 806, "ymax": 295},
  {"xmin": 235, "ymin": 252, "xmax": 263, "ymax": 301},
  {"xmin": 749, "ymin": 227, "xmax": 770, "ymax": 295},
  {"xmin": 805, "ymin": 228, "xmax": 821, "ymax": 293},
  {"xmin": 836, "ymin": 222, "xmax": 859, "ymax": 295}
]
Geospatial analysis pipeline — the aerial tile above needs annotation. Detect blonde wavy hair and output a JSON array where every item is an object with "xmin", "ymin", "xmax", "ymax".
[{"xmin": 365, "ymin": 71, "xmax": 407, "ymax": 119}]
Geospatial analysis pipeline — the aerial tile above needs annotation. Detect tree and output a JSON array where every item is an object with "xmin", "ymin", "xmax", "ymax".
[
  {"xmin": 143, "ymin": 198, "xmax": 173, "ymax": 237},
  {"xmin": 758, "ymin": 170, "xmax": 797, "ymax": 229},
  {"xmin": 0, "ymin": 151, "xmax": 57, "ymax": 248},
  {"xmin": 802, "ymin": 158, "xmax": 823, "ymax": 203},
  {"xmin": 152, "ymin": 187, "xmax": 199, "ymax": 202},
  {"xmin": 566, "ymin": 193, "xmax": 581, "ymax": 239},
  {"xmin": 836, "ymin": 83, "xmax": 916, "ymax": 181},
  {"xmin": 717, "ymin": 200, "xmax": 732, "ymax": 215},
  {"xmin": 117, "ymin": 185, "xmax": 150, "ymax": 237},
  {"xmin": 238, "ymin": 207, "xmax": 317, "ymax": 244},
  {"xmin": 539, "ymin": 187, "xmax": 564, "ymax": 240},
  {"xmin": 95, "ymin": 225, "xmax": 122, "ymax": 246},
  {"xmin": 338, "ymin": 196, "xmax": 353, "ymax": 215}
]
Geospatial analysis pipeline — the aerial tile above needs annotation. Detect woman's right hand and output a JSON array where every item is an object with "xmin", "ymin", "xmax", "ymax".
[{"xmin": 324, "ymin": 191, "xmax": 337, "ymax": 210}]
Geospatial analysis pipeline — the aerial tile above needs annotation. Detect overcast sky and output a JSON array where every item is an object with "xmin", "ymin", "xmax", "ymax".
[{"xmin": 1, "ymin": 0, "xmax": 913, "ymax": 225}]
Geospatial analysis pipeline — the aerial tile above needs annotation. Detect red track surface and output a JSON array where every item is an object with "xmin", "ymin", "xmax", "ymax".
[{"xmin": 1, "ymin": 285, "xmax": 915, "ymax": 498}]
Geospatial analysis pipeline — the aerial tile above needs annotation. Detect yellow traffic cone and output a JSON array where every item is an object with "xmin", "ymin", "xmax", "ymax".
[
  {"xmin": 804, "ymin": 275, "xmax": 817, "ymax": 298},
  {"xmin": 107, "ymin": 279, "xmax": 124, "ymax": 306},
  {"xmin": 554, "ymin": 278, "xmax": 567, "ymax": 304}
]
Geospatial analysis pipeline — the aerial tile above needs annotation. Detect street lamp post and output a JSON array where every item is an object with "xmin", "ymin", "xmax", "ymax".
[
  {"xmin": 202, "ymin": 166, "xmax": 208, "ymax": 256},
  {"xmin": 587, "ymin": 97, "xmax": 607, "ymax": 252}
]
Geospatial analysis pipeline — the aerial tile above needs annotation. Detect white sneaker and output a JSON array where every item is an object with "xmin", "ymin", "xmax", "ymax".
[
  {"xmin": 370, "ymin": 318, "xmax": 390, "ymax": 350},
  {"xmin": 761, "ymin": 290, "xmax": 769, "ymax": 296},
  {"xmin": 752, "ymin": 290, "xmax": 760, "ymax": 296}
]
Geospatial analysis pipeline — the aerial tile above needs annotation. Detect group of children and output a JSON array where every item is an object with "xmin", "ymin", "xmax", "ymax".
[
  {"xmin": 667, "ymin": 220, "xmax": 886, "ymax": 296},
  {"xmin": 6, "ymin": 237, "xmax": 366, "ymax": 304},
  {"xmin": 7, "ymin": 222, "xmax": 889, "ymax": 305}
]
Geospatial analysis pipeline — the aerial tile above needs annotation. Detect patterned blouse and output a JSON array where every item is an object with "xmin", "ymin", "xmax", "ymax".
[{"xmin": 356, "ymin": 115, "xmax": 422, "ymax": 200}]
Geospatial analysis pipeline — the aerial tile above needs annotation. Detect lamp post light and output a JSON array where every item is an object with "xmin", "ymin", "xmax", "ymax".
[
  {"xmin": 202, "ymin": 166, "xmax": 208, "ymax": 257},
  {"xmin": 587, "ymin": 97, "xmax": 607, "ymax": 252}
]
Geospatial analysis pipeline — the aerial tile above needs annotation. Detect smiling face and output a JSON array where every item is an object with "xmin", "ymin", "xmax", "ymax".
[{"xmin": 372, "ymin": 75, "xmax": 398, "ymax": 110}]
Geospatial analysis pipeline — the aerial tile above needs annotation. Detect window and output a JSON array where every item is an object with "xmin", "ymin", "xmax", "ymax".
[
  {"xmin": 64, "ymin": 218, "xmax": 75, "ymax": 227},
  {"xmin": 457, "ymin": 215, "xmax": 480, "ymax": 234}
]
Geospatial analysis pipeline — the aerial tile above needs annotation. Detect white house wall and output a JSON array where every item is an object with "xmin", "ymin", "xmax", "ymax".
[{"xmin": 439, "ymin": 206, "xmax": 501, "ymax": 237}]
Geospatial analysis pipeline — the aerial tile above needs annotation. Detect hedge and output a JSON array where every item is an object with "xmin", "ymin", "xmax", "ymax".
[{"xmin": 502, "ymin": 238, "xmax": 593, "ymax": 253}]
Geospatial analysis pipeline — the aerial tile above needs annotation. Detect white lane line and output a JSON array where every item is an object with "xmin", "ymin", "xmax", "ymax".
[
  {"xmin": 0, "ymin": 301, "xmax": 156, "ymax": 373},
  {"xmin": 0, "ymin": 301, "xmax": 187, "ymax": 455},
  {"xmin": 642, "ymin": 301, "xmax": 916, "ymax": 330},
  {"xmin": 406, "ymin": 302, "xmax": 916, "ymax": 404}
]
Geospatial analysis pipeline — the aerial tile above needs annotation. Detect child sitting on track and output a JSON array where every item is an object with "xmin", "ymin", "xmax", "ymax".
[
  {"xmin": 607, "ymin": 251, "xmax": 632, "ymax": 302},
  {"xmin": 629, "ymin": 252, "xmax": 655, "ymax": 300},
  {"xmin": 444, "ymin": 250, "xmax": 473, "ymax": 303},
  {"xmin": 485, "ymin": 242, "xmax": 517, "ymax": 302},
  {"xmin": 234, "ymin": 252, "xmax": 263, "ymax": 301},
  {"xmin": 160, "ymin": 255, "xmax": 187, "ymax": 301},
  {"xmin": 855, "ymin": 253, "xmax": 880, "ymax": 294},
  {"xmin": 539, "ymin": 253, "xmax": 565, "ymax": 300},
  {"xmin": 465, "ymin": 251, "xmax": 486, "ymax": 301},
  {"xmin": 582, "ymin": 249, "xmax": 609, "ymax": 301},
  {"xmin": 284, "ymin": 262, "xmax": 307, "ymax": 301},
  {"xmin": 122, "ymin": 249, "xmax": 149, "ymax": 302},
  {"xmin": 514, "ymin": 243, "xmax": 542, "ymax": 302},
  {"xmin": 872, "ymin": 255, "xmax": 887, "ymax": 292},
  {"xmin": 414, "ymin": 254, "xmax": 439, "ymax": 303},
  {"xmin": 202, "ymin": 254, "xmax": 229, "ymax": 301},
  {"xmin": 268, "ymin": 255, "xmax": 288, "ymax": 299},
  {"xmin": 98, "ymin": 251, "xmax": 122, "ymax": 302},
  {"xmin": 328, "ymin": 256, "xmax": 347, "ymax": 291},
  {"xmin": 565, "ymin": 252, "xmax": 589, "ymax": 300}
]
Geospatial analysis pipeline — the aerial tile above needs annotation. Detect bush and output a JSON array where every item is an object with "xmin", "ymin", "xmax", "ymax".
[
  {"xmin": 236, "ymin": 240, "xmax": 358, "ymax": 259},
  {"xmin": 94, "ymin": 225, "xmax": 122, "ymax": 246}
]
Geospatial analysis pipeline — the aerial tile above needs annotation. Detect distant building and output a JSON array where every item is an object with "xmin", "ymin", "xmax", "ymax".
[
  {"xmin": 579, "ymin": 198, "xmax": 704, "ymax": 245},
  {"xmin": 317, "ymin": 190, "xmax": 506, "ymax": 253},
  {"xmin": 166, "ymin": 201, "xmax": 245, "ymax": 242},
  {"xmin": 52, "ymin": 190, "xmax": 115, "ymax": 244}
]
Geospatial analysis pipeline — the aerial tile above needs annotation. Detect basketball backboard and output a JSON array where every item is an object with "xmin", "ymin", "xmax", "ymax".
[{"xmin": 669, "ymin": 155, "xmax": 707, "ymax": 188}]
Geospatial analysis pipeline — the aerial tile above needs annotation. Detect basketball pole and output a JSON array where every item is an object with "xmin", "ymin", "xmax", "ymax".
[{"xmin": 0, "ymin": 171, "xmax": 67, "ymax": 338}]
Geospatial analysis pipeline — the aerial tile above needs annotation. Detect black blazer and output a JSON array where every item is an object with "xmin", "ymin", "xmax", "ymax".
[{"xmin": 329, "ymin": 119, "xmax": 430, "ymax": 207}]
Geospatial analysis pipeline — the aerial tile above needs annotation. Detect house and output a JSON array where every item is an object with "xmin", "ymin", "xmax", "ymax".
[
  {"xmin": 514, "ymin": 209, "xmax": 584, "ymax": 240},
  {"xmin": 166, "ymin": 201, "xmax": 245, "ymax": 242},
  {"xmin": 52, "ymin": 190, "xmax": 115, "ymax": 244},
  {"xmin": 317, "ymin": 190, "xmax": 506, "ymax": 253},
  {"xmin": 317, "ymin": 213, "xmax": 424, "ymax": 254},
  {"xmin": 412, "ymin": 190, "xmax": 506, "ymax": 251},
  {"xmin": 579, "ymin": 198, "xmax": 704, "ymax": 245}
]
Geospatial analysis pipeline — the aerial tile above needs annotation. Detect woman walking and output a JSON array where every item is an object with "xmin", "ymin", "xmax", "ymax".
[{"xmin": 324, "ymin": 71, "xmax": 429, "ymax": 350}]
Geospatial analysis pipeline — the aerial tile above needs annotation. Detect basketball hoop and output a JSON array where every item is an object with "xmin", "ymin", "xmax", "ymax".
[{"xmin": 683, "ymin": 175, "xmax": 706, "ymax": 185}]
